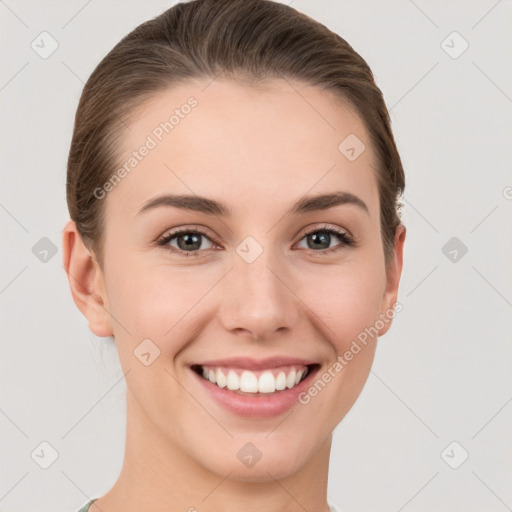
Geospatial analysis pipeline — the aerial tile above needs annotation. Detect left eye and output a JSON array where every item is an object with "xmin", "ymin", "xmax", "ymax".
[{"xmin": 296, "ymin": 227, "xmax": 354, "ymax": 253}]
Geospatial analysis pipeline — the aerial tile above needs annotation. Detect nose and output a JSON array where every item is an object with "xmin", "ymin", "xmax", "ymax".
[{"xmin": 218, "ymin": 250, "xmax": 300, "ymax": 341}]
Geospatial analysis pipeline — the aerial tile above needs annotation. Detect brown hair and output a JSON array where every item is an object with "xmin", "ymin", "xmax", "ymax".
[{"xmin": 66, "ymin": 0, "xmax": 405, "ymax": 270}]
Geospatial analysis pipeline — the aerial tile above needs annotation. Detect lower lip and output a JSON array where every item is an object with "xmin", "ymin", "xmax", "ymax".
[{"xmin": 191, "ymin": 365, "xmax": 320, "ymax": 419}]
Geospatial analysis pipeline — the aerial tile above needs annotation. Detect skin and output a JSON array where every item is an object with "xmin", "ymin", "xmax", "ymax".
[{"xmin": 62, "ymin": 77, "xmax": 405, "ymax": 512}]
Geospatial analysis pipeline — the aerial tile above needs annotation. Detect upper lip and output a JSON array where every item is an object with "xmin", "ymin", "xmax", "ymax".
[{"xmin": 192, "ymin": 356, "xmax": 317, "ymax": 371}]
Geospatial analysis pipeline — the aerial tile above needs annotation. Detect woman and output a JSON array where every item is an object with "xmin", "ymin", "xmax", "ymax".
[{"xmin": 63, "ymin": 0, "xmax": 406, "ymax": 510}]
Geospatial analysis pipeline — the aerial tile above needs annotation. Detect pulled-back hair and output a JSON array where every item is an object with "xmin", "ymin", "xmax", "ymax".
[{"xmin": 66, "ymin": 0, "xmax": 405, "ymax": 269}]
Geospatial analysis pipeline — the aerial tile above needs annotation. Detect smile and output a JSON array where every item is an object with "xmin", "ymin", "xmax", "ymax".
[
  {"xmin": 192, "ymin": 364, "xmax": 312, "ymax": 395},
  {"xmin": 189, "ymin": 359, "xmax": 321, "ymax": 418}
]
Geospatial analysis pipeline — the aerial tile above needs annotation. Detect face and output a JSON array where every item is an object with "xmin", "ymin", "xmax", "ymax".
[{"xmin": 67, "ymin": 78, "xmax": 405, "ymax": 483}]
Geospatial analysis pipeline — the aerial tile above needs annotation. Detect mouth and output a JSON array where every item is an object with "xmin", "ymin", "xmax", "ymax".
[
  {"xmin": 188, "ymin": 356, "xmax": 322, "ymax": 418},
  {"xmin": 190, "ymin": 363, "xmax": 318, "ymax": 396},
  {"xmin": 189, "ymin": 357, "xmax": 321, "ymax": 420}
]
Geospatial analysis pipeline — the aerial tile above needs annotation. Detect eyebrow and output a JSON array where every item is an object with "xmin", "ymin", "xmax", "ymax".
[{"xmin": 137, "ymin": 191, "xmax": 370, "ymax": 217}]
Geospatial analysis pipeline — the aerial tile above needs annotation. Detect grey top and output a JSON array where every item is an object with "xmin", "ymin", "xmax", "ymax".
[
  {"xmin": 75, "ymin": 498, "xmax": 340, "ymax": 511},
  {"xmin": 75, "ymin": 499, "xmax": 96, "ymax": 512}
]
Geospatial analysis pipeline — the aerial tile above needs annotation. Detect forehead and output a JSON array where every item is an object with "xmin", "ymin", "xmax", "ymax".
[{"xmin": 107, "ymin": 78, "xmax": 379, "ymax": 222}]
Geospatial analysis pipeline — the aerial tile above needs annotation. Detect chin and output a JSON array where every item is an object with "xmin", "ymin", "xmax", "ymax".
[
  {"xmin": 197, "ymin": 437, "xmax": 315, "ymax": 483},
  {"xmin": 217, "ymin": 458, "xmax": 303, "ymax": 483}
]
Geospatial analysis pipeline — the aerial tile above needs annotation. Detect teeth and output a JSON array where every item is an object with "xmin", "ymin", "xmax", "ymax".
[
  {"xmin": 258, "ymin": 371, "xmax": 275, "ymax": 393},
  {"xmin": 275, "ymin": 371, "xmax": 287, "ymax": 391},
  {"xmin": 199, "ymin": 365, "xmax": 310, "ymax": 394},
  {"xmin": 286, "ymin": 369, "xmax": 296, "ymax": 389},
  {"xmin": 216, "ymin": 369, "xmax": 227, "ymax": 388},
  {"xmin": 227, "ymin": 370, "xmax": 239, "ymax": 391},
  {"xmin": 240, "ymin": 371, "xmax": 259, "ymax": 392}
]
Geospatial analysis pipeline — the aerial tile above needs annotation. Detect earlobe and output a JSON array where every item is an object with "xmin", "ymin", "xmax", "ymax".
[
  {"xmin": 62, "ymin": 220, "xmax": 114, "ymax": 338},
  {"xmin": 378, "ymin": 224, "xmax": 406, "ymax": 337}
]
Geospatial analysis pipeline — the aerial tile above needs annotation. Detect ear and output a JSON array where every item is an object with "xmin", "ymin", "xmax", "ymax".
[
  {"xmin": 62, "ymin": 219, "xmax": 114, "ymax": 338},
  {"xmin": 378, "ymin": 223, "xmax": 406, "ymax": 337}
]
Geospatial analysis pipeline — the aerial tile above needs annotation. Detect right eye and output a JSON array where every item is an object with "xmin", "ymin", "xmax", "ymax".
[{"xmin": 156, "ymin": 228, "xmax": 218, "ymax": 257}]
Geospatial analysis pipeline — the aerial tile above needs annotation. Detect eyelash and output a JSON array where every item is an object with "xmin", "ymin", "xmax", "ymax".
[{"xmin": 155, "ymin": 224, "xmax": 355, "ymax": 258}]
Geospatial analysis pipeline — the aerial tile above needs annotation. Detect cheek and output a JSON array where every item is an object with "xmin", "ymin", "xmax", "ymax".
[
  {"xmin": 105, "ymin": 261, "xmax": 221, "ymax": 379},
  {"xmin": 298, "ymin": 263, "xmax": 385, "ymax": 351},
  {"xmin": 104, "ymin": 264, "xmax": 198, "ymax": 411},
  {"xmin": 106, "ymin": 260, "xmax": 205, "ymax": 336}
]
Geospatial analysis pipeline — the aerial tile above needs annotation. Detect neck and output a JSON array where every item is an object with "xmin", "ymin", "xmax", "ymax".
[{"xmin": 92, "ymin": 390, "xmax": 333, "ymax": 512}]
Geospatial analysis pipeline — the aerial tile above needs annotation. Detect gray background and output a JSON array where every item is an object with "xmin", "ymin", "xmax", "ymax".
[{"xmin": 1, "ymin": 1, "xmax": 511, "ymax": 511}]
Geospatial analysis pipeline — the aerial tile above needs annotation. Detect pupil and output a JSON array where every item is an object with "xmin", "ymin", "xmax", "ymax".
[
  {"xmin": 309, "ymin": 232, "xmax": 330, "ymax": 250},
  {"xmin": 179, "ymin": 234, "xmax": 200, "ymax": 251}
]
